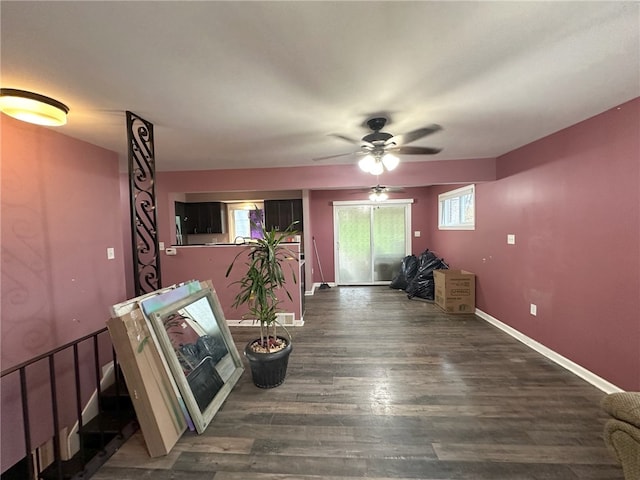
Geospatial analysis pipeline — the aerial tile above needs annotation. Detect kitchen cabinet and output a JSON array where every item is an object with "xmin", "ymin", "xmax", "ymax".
[
  {"xmin": 182, "ymin": 202, "xmax": 226, "ymax": 234},
  {"xmin": 264, "ymin": 199, "xmax": 303, "ymax": 232}
]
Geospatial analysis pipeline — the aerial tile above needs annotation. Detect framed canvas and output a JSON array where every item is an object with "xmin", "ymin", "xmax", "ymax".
[{"xmin": 149, "ymin": 287, "xmax": 243, "ymax": 433}]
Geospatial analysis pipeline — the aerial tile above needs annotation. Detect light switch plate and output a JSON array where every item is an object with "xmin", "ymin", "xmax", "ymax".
[
  {"xmin": 414, "ymin": 231, "xmax": 421, "ymax": 237},
  {"xmin": 530, "ymin": 303, "xmax": 537, "ymax": 316},
  {"xmin": 507, "ymin": 234, "xmax": 516, "ymax": 245},
  {"xmin": 107, "ymin": 247, "xmax": 115, "ymax": 260},
  {"xmin": 159, "ymin": 241, "xmax": 165, "ymax": 250}
]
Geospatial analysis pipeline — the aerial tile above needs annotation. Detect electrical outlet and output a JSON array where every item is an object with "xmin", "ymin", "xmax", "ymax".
[
  {"xmin": 530, "ymin": 303, "xmax": 537, "ymax": 316},
  {"xmin": 507, "ymin": 234, "xmax": 516, "ymax": 245},
  {"xmin": 159, "ymin": 241, "xmax": 165, "ymax": 250},
  {"xmin": 107, "ymin": 247, "xmax": 115, "ymax": 260}
]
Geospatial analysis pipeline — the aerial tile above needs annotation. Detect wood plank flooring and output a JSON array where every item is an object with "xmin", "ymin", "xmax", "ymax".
[{"xmin": 95, "ymin": 286, "xmax": 622, "ymax": 479}]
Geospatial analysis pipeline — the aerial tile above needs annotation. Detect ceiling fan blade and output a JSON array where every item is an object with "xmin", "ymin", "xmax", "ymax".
[
  {"xmin": 329, "ymin": 133, "xmax": 376, "ymax": 149},
  {"xmin": 329, "ymin": 133, "xmax": 360, "ymax": 144},
  {"xmin": 391, "ymin": 145, "xmax": 442, "ymax": 155},
  {"xmin": 312, "ymin": 152, "xmax": 354, "ymax": 161},
  {"xmin": 366, "ymin": 184, "xmax": 404, "ymax": 193},
  {"xmin": 386, "ymin": 124, "xmax": 442, "ymax": 146}
]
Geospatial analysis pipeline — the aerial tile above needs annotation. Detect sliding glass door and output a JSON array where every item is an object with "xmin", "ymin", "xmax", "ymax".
[{"xmin": 334, "ymin": 201, "xmax": 411, "ymax": 285}]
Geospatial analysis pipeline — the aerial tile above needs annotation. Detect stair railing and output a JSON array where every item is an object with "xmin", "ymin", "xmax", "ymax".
[{"xmin": 0, "ymin": 327, "xmax": 135, "ymax": 480}]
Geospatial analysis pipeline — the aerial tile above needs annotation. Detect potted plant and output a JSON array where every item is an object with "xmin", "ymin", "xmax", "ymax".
[{"xmin": 225, "ymin": 210, "xmax": 299, "ymax": 388}]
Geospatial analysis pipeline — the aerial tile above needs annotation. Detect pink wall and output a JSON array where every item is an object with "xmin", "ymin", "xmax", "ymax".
[
  {"xmin": 155, "ymin": 158, "xmax": 495, "ymax": 245},
  {"xmin": 1, "ymin": 115, "xmax": 127, "ymax": 471},
  {"xmin": 427, "ymin": 98, "xmax": 640, "ymax": 390},
  {"xmin": 153, "ymin": 158, "xmax": 496, "ymax": 291},
  {"xmin": 157, "ymin": 157, "xmax": 495, "ymax": 193}
]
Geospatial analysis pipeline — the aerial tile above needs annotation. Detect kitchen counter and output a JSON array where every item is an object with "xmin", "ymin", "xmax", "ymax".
[
  {"xmin": 162, "ymin": 243, "xmax": 303, "ymax": 324},
  {"xmin": 170, "ymin": 243, "xmax": 304, "ymax": 260}
]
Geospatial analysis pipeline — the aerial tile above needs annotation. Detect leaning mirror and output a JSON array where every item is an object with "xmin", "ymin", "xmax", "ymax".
[{"xmin": 149, "ymin": 287, "xmax": 243, "ymax": 433}]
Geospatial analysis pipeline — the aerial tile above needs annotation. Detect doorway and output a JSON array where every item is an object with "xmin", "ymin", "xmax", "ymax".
[{"xmin": 333, "ymin": 200, "xmax": 412, "ymax": 285}]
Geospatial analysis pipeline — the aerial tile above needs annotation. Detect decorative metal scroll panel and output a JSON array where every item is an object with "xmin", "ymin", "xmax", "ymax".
[{"xmin": 127, "ymin": 111, "xmax": 161, "ymax": 295}]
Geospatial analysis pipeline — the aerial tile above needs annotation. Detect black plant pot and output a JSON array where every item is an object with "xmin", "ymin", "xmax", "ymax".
[{"xmin": 244, "ymin": 336, "xmax": 292, "ymax": 389}]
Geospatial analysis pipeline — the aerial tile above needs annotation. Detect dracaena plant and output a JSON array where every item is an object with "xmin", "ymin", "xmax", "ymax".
[{"xmin": 225, "ymin": 209, "xmax": 298, "ymax": 352}]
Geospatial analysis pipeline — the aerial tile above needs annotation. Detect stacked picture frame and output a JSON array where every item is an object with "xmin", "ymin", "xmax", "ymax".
[{"xmin": 107, "ymin": 280, "xmax": 243, "ymax": 456}]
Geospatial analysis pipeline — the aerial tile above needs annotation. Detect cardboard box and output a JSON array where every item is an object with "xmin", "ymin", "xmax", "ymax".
[
  {"xmin": 433, "ymin": 269, "xmax": 476, "ymax": 314},
  {"xmin": 107, "ymin": 308, "xmax": 187, "ymax": 457}
]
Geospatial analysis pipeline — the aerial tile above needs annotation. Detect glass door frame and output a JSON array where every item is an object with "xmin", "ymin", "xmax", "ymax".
[{"xmin": 333, "ymin": 199, "xmax": 413, "ymax": 286}]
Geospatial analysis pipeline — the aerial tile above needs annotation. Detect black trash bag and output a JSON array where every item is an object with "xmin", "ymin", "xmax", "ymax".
[
  {"xmin": 405, "ymin": 250, "xmax": 449, "ymax": 300},
  {"xmin": 390, "ymin": 254, "xmax": 419, "ymax": 290},
  {"xmin": 404, "ymin": 254, "xmax": 420, "ymax": 284}
]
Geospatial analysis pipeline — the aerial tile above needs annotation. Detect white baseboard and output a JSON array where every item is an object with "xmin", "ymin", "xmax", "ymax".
[
  {"xmin": 227, "ymin": 316, "xmax": 304, "ymax": 327},
  {"xmin": 475, "ymin": 308, "xmax": 623, "ymax": 394}
]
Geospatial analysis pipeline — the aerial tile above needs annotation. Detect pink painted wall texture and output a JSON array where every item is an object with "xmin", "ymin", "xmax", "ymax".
[
  {"xmin": 1, "ymin": 115, "xmax": 127, "ymax": 471},
  {"xmin": 426, "ymin": 99, "xmax": 640, "ymax": 391}
]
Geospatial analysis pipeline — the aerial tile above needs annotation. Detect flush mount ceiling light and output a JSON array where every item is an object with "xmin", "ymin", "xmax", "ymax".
[
  {"xmin": 358, "ymin": 152, "xmax": 399, "ymax": 175},
  {"xmin": 0, "ymin": 88, "xmax": 69, "ymax": 126}
]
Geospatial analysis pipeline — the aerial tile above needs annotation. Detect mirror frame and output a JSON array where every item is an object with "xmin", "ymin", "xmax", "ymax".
[{"xmin": 149, "ymin": 287, "xmax": 243, "ymax": 433}]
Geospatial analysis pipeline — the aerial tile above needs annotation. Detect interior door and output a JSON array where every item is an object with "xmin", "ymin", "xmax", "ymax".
[{"xmin": 334, "ymin": 201, "xmax": 411, "ymax": 285}]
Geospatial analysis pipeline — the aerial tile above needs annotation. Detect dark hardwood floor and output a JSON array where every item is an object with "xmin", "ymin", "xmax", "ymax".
[{"xmin": 95, "ymin": 286, "xmax": 622, "ymax": 479}]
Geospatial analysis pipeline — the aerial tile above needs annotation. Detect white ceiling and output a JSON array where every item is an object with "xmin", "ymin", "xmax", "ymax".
[{"xmin": 1, "ymin": 1, "xmax": 638, "ymax": 173}]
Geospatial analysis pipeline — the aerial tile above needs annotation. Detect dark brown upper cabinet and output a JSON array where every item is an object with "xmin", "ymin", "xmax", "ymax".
[
  {"xmin": 264, "ymin": 199, "xmax": 303, "ymax": 232},
  {"xmin": 182, "ymin": 202, "xmax": 226, "ymax": 234}
]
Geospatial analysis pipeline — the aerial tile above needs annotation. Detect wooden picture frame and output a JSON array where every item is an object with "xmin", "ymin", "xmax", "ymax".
[{"xmin": 148, "ymin": 287, "xmax": 243, "ymax": 433}]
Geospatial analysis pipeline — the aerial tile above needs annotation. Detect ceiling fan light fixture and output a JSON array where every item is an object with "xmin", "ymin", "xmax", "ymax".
[
  {"xmin": 381, "ymin": 153, "xmax": 399, "ymax": 171},
  {"xmin": 369, "ymin": 191, "xmax": 388, "ymax": 202},
  {"xmin": 358, "ymin": 154, "xmax": 375, "ymax": 173},
  {"xmin": 0, "ymin": 88, "xmax": 69, "ymax": 126},
  {"xmin": 358, "ymin": 152, "xmax": 399, "ymax": 176},
  {"xmin": 369, "ymin": 160, "xmax": 385, "ymax": 176}
]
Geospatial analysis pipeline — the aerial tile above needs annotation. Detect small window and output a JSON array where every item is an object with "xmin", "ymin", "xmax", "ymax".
[
  {"xmin": 438, "ymin": 185, "xmax": 475, "ymax": 230},
  {"xmin": 227, "ymin": 203, "xmax": 264, "ymax": 240}
]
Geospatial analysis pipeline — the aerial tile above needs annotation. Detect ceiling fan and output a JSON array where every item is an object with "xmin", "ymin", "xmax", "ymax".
[
  {"xmin": 367, "ymin": 184, "xmax": 403, "ymax": 202},
  {"xmin": 314, "ymin": 116, "xmax": 442, "ymax": 174},
  {"xmin": 350, "ymin": 183, "xmax": 404, "ymax": 201}
]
